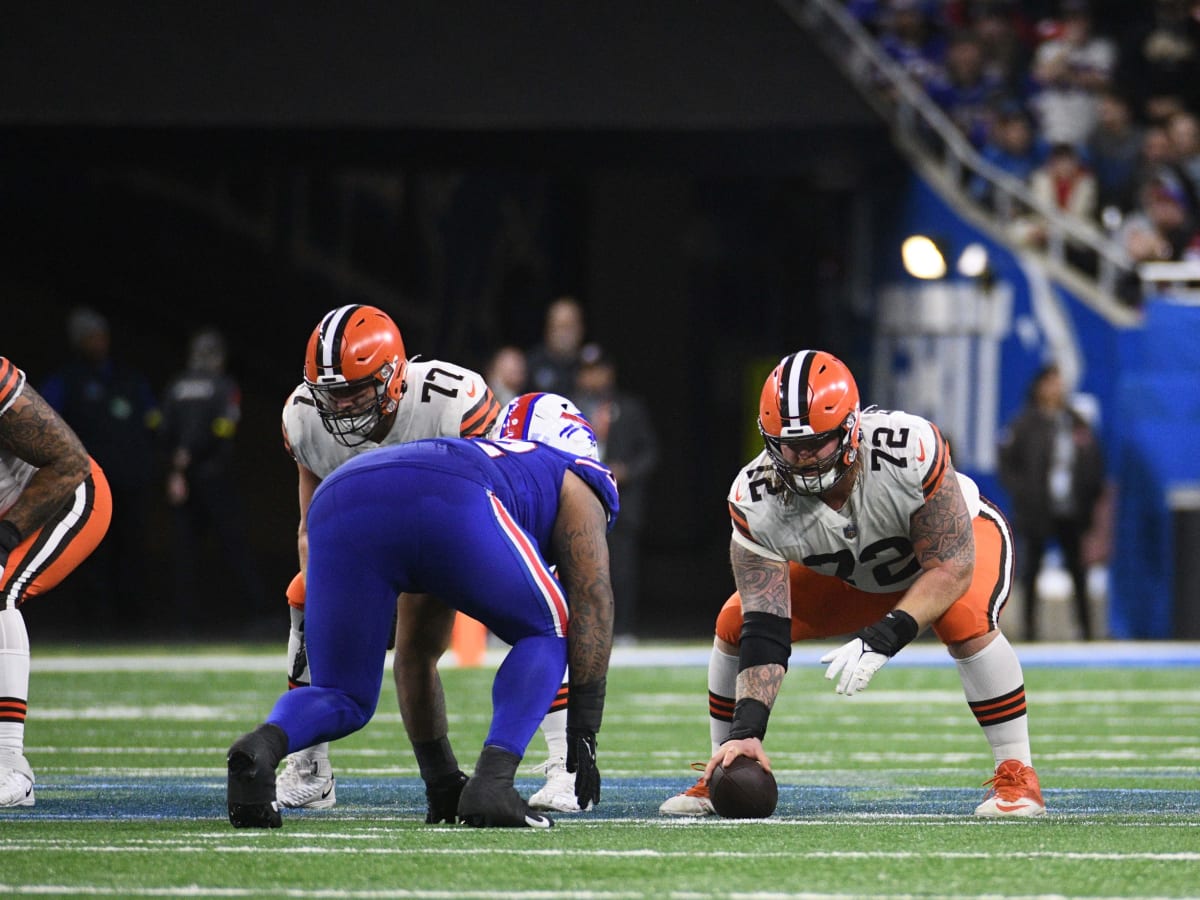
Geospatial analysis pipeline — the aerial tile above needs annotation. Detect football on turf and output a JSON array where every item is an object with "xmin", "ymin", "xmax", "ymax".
[{"xmin": 708, "ymin": 756, "xmax": 778, "ymax": 819}]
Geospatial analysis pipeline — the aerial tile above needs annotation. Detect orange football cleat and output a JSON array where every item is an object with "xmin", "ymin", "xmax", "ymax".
[
  {"xmin": 659, "ymin": 763, "xmax": 715, "ymax": 817},
  {"xmin": 974, "ymin": 759, "xmax": 1046, "ymax": 817}
]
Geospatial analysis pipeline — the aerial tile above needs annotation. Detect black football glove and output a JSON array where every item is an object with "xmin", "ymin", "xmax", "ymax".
[
  {"xmin": 566, "ymin": 728, "xmax": 599, "ymax": 810},
  {"xmin": 424, "ymin": 769, "xmax": 469, "ymax": 824}
]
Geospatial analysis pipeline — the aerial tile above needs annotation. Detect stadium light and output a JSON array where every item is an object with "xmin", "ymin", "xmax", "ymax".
[
  {"xmin": 957, "ymin": 242, "xmax": 989, "ymax": 279},
  {"xmin": 901, "ymin": 234, "xmax": 947, "ymax": 280}
]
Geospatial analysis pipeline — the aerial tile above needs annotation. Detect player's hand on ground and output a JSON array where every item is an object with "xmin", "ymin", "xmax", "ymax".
[
  {"xmin": 820, "ymin": 637, "xmax": 889, "ymax": 695},
  {"xmin": 566, "ymin": 728, "xmax": 600, "ymax": 810},
  {"xmin": 423, "ymin": 770, "xmax": 468, "ymax": 824},
  {"xmin": 704, "ymin": 737, "xmax": 772, "ymax": 783}
]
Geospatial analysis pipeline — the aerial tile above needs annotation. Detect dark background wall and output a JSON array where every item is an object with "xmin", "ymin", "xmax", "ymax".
[{"xmin": 2, "ymin": 1, "xmax": 903, "ymax": 639}]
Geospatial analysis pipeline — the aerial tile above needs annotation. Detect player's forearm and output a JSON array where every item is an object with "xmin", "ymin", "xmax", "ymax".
[
  {"xmin": 3, "ymin": 457, "xmax": 89, "ymax": 538},
  {"xmin": 566, "ymin": 585, "xmax": 613, "ymax": 685},
  {"xmin": 895, "ymin": 565, "xmax": 972, "ymax": 630},
  {"xmin": 393, "ymin": 657, "xmax": 449, "ymax": 742},
  {"xmin": 735, "ymin": 663, "xmax": 784, "ymax": 711}
]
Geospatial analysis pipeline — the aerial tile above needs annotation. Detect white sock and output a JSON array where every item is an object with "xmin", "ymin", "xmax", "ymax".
[
  {"xmin": 0, "ymin": 607, "xmax": 30, "ymax": 758},
  {"xmin": 955, "ymin": 632, "xmax": 1033, "ymax": 766},
  {"xmin": 284, "ymin": 607, "xmax": 329, "ymax": 761},
  {"xmin": 287, "ymin": 606, "xmax": 310, "ymax": 687},
  {"xmin": 708, "ymin": 643, "xmax": 738, "ymax": 754},
  {"xmin": 541, "ymin": 708, "xmax": 568, "ymax": 762}
]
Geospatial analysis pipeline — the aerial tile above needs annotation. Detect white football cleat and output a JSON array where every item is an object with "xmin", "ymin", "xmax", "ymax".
[
  {"xmin": 974, "ymin": 759, "xmax": 1046, "ymax": 818},
  {"xmin": 276, "ymin": 747, "xmax": 336, "ymax": 809},
  {"xmin": 527, "ymin": 758, "xmax": 582, "ymax": 812},
  {"xmin": 0, "ymin": 753, "xmax": 35, "ymax": 808}
]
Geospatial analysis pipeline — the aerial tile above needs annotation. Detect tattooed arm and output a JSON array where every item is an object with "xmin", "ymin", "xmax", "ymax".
[
  {"xmin": 897, "ymin": 460, "xmax": 975, "ymax": 629},
  {"xmin": 553, "ymin": 471, "xmax": 614, "ymax": 807},
  {"xmin": 703, "ymin": 538, "xmax": 792, "ymax": 776},
  {"xmin": 0, "ymin": 382, "xmax": 90, "ymax": 539},
  {"xmin": 552, "ymin": 471, "xmax": 614, "ymax": 689},
  {"xmin": 730, "ymin": 538, "xmax": 791, "ymax": 712}
]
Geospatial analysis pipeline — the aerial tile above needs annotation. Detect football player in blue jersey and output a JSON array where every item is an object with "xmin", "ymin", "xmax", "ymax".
[{"xmin": 227, "ymin": 393, "xmax": 618, "ymax": 829}]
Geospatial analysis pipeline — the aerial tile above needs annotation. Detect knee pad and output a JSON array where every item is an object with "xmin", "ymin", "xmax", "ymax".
[{"xmin": 286, "ymin": 572, "xmax": 306, "ymax": 609}]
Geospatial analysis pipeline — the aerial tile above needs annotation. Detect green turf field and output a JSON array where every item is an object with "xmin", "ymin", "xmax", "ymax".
[{"xmin": 2, "ymin": 643, "xmax": 1197, "ymax": 899}]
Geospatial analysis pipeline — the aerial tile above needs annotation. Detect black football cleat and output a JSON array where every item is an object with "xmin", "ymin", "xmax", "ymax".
[
  {"xmin": 425, "ymin": 769, "xmax": 469, "ymax": 824},
  {"xmin": 227, "ymin": 723, "xmax": 288, "ymax": 828},
  {"xmin": 457, "ymin": 746, "xmax": 553, "ymax": 829}
]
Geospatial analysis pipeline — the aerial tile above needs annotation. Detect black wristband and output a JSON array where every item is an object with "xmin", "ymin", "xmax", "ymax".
[
  {"xmin": 0, "ymin": 520, "xmax": 21, "ymax": 557},
  {"xmin": 857, "ymin": 609, "xmax": 919, "ymax": 657},
  {"xmin": 412, "ymin": 736, "xmax": 460, "ymax": 783},
  {"xmin": 727, "ymin": 698, "xmax": 771, "ymax": 741},
  {"xmin": 567, "ymin": 678, "xmax": 606, "ymax": 734}
]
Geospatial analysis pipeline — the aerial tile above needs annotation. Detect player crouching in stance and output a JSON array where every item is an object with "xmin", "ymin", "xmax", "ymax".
[
  {"xmin": 227, "ymin": 393, "xmax": 618, "ymax": 828},
  {"xmin": 0, "ymin": 357, "xmax": 112, "ymax": 807},
  {"xmin": 659, "ymin": 351, "xmax": 1045, "ymax": 819}
]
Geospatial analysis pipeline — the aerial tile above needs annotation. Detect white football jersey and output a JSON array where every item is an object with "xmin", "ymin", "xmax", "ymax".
[
  {"xmin": 728, "ymin": 408, "xmax": 981, "ymax": 594},
  {"xmin": 282, "ymin": 358, "xmax": 499, "ymax": 480}
]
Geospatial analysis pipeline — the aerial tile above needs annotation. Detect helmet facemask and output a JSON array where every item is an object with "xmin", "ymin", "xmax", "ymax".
[
  {"xmin": 303, "ymin": 304, "xmax": 408, "ymax": 448},
  {"xmin": 306, "ymin": 359, "xmax": 401, "ymax": 447},
  {"xmin": 761, "ymin": 413, "xmax": 859, "ymax": 497}
]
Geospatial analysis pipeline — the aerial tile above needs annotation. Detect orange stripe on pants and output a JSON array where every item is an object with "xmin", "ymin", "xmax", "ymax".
[{"xmin": 1, "ymin": 457, "xmax": 112, "ymax": 606}]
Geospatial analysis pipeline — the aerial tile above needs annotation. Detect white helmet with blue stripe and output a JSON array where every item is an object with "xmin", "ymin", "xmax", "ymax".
[{"xmin": 492, "ymin": 392, "xmax": 599, "ymax": 461}]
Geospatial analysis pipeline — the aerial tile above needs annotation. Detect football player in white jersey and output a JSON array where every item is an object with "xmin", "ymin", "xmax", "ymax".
[
  {"xmin": 660, "ymin": 350, "xmax": 1045, "ymax": 818},
  {"xmin": 0, "ymin": 357, "xmax": 112, "ymax": 807},
  {"xmin": 275, "ymin": 305, "xmax": 579, "ymax": 817}
]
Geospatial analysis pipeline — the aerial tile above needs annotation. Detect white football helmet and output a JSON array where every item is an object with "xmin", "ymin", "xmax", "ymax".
[{"xmin": 493, "ymin": 392, "xmax": 599, "ymax": 460}]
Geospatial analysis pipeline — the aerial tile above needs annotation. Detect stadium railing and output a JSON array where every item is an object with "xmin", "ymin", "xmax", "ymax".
[{"xmin": 779, "ymin": 0, "xmax": 1136, "ymax": 315}]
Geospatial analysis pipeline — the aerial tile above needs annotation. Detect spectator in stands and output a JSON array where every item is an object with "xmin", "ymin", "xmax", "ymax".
[
  {"xmin": 1131, "ymin": 125, "xmax": 1176, "ymax": 199},
  {"xmin": 1084, "ymin": 90, "xmax": 1146, "ymax": 214},
  {"xmin": 1115, "ymin": 172, "xmax": 1200, "ymax": 266},
  {"xmin": 1028, "ymin": 0, "xmax": 1118, "ymax": 148},
  {"xmin": 525, "ymin": 296, "xmax": 586, "ymax": 397},
  {"xmin": 1115, "ymin": 0, "xmax": 1200, "ymax": 120},
  {"xmin": 573, "ymin": 345, "xmax": 659, "ymax": 643},
  {"xmin": 970, "ymin": 0, "xmax": 1038, "ymax": 101},
  {"xmin": 971, "ymin": 103, "xmax": 1045, "ymax": 207},
  {"xmin": 876, "ymin": 0, "xmax": 948, "ymax": 88},
  {"xmin": 998, "ymin": 363, "xmax": 1105, "ymax": 641},
  {"xmin": 40, "ymin": 308, "xmax": 158, "ymax": 632},
  {"xmin": 484, "ymin": 345, "xmax": 528, "ymax": 410},
  {"xmin": 1165, "ymin": 110, "xmax": 1200, "ymax": 204},
  {"xmin": 1011, "ymin": 142, "xmax": 1098, "ymax": 248},
  {"xmin": 926, "ymin": 30, "xmax": 1006, "ymax": 146}
]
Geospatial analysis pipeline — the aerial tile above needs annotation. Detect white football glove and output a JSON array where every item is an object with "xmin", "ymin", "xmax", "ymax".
[{"xmin": 819, "ymin": 637, "xmax": 890, "ymax": 696}]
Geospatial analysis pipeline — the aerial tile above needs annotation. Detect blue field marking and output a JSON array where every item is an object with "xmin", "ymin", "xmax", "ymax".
[
  {"xmin": 30, "ymin": 641, "xmax": 1200, "ymax": 675},
  {"xmin": 2, "ymin": 776, "xmax": 1195, "ymax": 822},
  {"xmin": 610, "ymin": 641, "xmax": 1200, "ymax": 670}
]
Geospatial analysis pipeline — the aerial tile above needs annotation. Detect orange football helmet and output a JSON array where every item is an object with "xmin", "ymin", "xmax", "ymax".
[
  {"xmin": 758, "ymin": 349, "xmax": 862, "ymax": 495},
  {"xmin": 303, "ymin": 305, "xmax": 407, "ymax": 446}
]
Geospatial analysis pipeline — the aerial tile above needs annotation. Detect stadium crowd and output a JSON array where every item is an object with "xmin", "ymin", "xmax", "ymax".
[{"xmin": 849, "ymin": 0, "xmax": 1200, "ymax": 275}]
